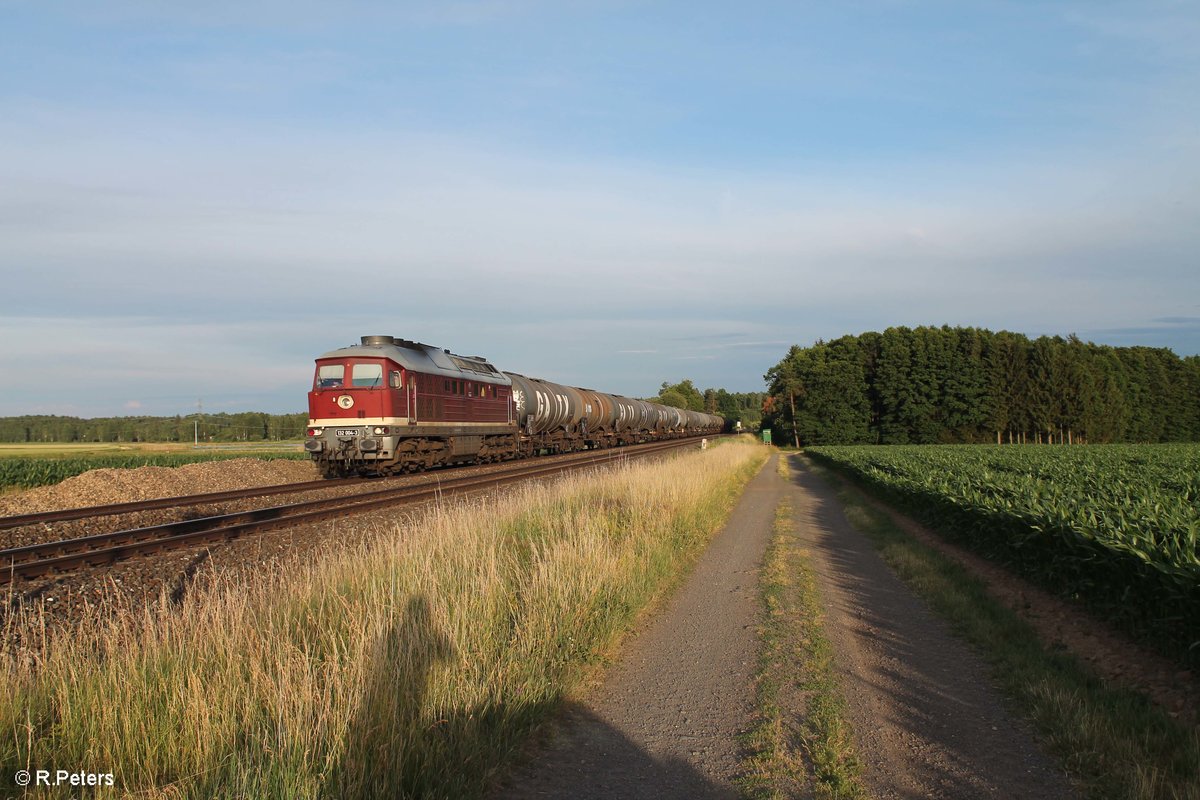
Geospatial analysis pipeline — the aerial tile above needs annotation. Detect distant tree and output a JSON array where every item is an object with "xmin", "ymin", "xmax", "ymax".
[
  {"xmin": 656, "ymin": 380, "xmax": 704, "ymax": 411},
  {"xmin": 761, "ymin": 326, "xmax": 1200, "ymax": 445},
  {"xmin": 658, "ymin": 390, "xmax": 688, "ymax": 409},
  {"xmin": 939, "ymin": 327, "xmax": 989, "ymax": 441},
  {"xmin": 764, "ymin": 345, "xmax": 805, "ymax": 447},
  {"xmin": 0, "ymin": 412, "xmax": 309, "ymax": 443}
]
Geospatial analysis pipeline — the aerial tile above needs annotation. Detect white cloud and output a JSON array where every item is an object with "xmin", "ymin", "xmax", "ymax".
[{"xmin": 2, "ymin": 101, "xmax": 1198, "ymax": 414}]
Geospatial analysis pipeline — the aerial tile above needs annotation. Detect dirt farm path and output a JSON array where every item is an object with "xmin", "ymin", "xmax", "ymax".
[{"xmin": 490, "ymin": 453, "xmax": 1074, "ymax": 799}]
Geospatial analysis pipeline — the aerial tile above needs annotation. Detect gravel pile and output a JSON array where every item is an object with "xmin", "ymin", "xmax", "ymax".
[
  {"xmin": 0, "ymin": 455, "xmax": 350, "ymax": 652},
  {"xmin": 0, "ymin": 447, "xmax": 676, "ymax": 654},
  {"xmin": 0, "ymin": 458, "xmax": 320, "ymax": 517}
]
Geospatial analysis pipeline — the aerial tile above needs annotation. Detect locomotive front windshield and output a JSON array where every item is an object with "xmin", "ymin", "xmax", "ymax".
[
  {"xmin": 313, "ymin": 361, "xmax": 386, "ymax": 389},
  {"xmin": 350, "ymin": 363, "xmax": 384, "ymax": 387},
  {"xmin": 315, "ymin": 364, "xmax": 344, "ymax": 389}
]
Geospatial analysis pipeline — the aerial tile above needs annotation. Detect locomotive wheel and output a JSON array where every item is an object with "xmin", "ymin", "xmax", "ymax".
[{"xmin": 320, "ymin": 463, "xmax": 347, "ymax": 479}]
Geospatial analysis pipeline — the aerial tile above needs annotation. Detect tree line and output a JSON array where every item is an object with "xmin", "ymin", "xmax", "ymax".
[
  {"xmin": 0, "ymin": 379, "xmax": 767, "ymax": 443},
  {"xmin": 0, "ymin": 413, "xmax": 310, "ymax": 444},
  {"xmin": 763, "ymin": 326, "xmax": 1200, "ymax": 446},
  {"xmin": 650, "ymin": 380, "xmax": 765, "ymax": 429}
]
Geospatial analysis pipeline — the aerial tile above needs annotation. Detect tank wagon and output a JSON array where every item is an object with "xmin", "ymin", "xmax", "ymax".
[{"xmin": 305, "ymin": 335, "xmax": 725, "ymax": 477}]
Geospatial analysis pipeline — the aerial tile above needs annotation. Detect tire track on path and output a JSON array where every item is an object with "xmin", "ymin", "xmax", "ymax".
[{"xmin": 786, "ymin": 454, "xmax": 1074, "ymax": 799}]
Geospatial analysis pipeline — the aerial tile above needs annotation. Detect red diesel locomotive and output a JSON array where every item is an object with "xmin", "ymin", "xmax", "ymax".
[{"xmin": 305, "ymin": 335, "xmax": 724, "ymax": 477}]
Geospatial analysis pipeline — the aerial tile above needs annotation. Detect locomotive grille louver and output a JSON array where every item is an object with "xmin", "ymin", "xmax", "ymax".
[{"xmin": 361, "ymin": 335, "xmax": 395, "ymax": 346}]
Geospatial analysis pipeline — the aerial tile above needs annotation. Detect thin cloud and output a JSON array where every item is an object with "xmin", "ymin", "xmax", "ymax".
[
  {"xmin": 2, "ymin": 3, "xmax": 1198, "ymax": 415},
  {"xmin": 704, "ymin": 340, "xmax": 791, "ymax": 350}
]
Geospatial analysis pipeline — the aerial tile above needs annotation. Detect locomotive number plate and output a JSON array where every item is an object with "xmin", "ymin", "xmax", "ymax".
[{"xmin": 336, "ymin": 429, "xmax": 359, "ymax": 436}]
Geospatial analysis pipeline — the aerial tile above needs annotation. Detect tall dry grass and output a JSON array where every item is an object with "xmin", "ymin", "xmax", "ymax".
[{"xmin": 2, "ymin": 442, "xmax": 766, "ymax": 799}]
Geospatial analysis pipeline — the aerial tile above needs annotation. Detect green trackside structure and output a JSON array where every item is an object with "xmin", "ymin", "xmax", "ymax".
[{"xmin": 761, "ymin": 429, "xmax": 772, "ymax": 445}]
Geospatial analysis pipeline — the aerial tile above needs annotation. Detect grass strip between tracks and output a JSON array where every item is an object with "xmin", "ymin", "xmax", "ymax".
[
  {"xmin": 1, "ymin": 441, "xmax": 767, "ymax": 799},
  {"xmin": 802, "ymin": 455, "xmax": 1200, "ymax": 800},
  {"xmin": 741, "ymin": 457, "xmax": 866, "ymax": 800}
]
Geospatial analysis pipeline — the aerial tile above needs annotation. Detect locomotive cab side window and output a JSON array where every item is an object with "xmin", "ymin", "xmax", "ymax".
[
  {"xmin": 351, "ymin": 363, "xmax": 384, "ymax": 388},
  {"xmin": 316, "ymin": 364, "xmax": 344, "ymax": 389}
]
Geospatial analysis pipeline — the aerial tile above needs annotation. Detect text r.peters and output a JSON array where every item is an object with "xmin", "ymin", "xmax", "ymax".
[{"xmin": 31, "ymin": 769, "xmax": 115, "ymax": 787}]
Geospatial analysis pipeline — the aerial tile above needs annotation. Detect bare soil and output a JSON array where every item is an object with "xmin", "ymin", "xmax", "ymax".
[{"xmin": 0, "ymin": 457, "xmax": 319, "ymax": 518}]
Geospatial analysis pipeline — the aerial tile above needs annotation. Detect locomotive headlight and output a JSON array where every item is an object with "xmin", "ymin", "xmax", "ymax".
[
  {"xmin": 373, "ymin": 426, "xmax": 389, "ymax": 435},
  {"xmin": 307, "ymin": 428, "xmax": 322, "ymax": 437}
]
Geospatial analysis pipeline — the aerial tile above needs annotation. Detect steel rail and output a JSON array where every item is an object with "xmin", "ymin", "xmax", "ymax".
[
  {"xmin": 0, "ymin": 477, "xmax": 365, "ymax": 531},
  {"xmin": 0, "ymin": 435, "xmax": 722, "ymax": 530},
  {"xmin": 1, "ymin": 437, "xmax": 712, "ymax": 584}
]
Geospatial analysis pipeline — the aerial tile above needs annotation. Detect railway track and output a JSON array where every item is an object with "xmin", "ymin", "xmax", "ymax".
[
  {"xmin": 0, "ymin": 476, "xmax": 366, "ymax": 530},
  {"xmin": 1, "ymin": 437, "xmax": 712, "ymax": 585}
]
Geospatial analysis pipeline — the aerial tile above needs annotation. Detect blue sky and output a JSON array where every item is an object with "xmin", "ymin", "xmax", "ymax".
[{"xmin": 2, "ymin": 1, "xmax": 1198, "ymax": 416}]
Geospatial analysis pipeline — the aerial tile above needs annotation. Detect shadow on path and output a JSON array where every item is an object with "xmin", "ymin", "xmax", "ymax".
[
  {"xmin": 323, "ymin": 594, "xmax": 729, "ymax": 800},
  {"xmin": 489, "ymin": 701, "xmax": 736, "ymax": 800}
]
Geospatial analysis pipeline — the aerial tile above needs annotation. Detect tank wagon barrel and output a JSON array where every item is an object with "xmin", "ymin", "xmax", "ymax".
[
  {"xmin": 304, "ymin": 335, "xmax": 725, "ymax": 478},
  {"xmin": 578, "ymin": 389, "xmax": 617, "ymax": 435}
]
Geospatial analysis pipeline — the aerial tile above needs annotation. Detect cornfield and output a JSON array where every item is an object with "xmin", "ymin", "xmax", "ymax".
[
  {"xmin": 0, "ymin": 452, "xmax": 308, "ymax": 491},
  {"xmin": 805, "ymin": 444, "xmax": 1200, "ymax": 666}
]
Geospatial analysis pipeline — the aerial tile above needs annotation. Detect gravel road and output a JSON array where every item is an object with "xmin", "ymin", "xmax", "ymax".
[
  {"xmin": 492, "ymin": 453, "xmax": 1075, "ymax": 799},
  {"xmin": 491, "ymin": 453, "xmax": 779, "ymax": 799}
]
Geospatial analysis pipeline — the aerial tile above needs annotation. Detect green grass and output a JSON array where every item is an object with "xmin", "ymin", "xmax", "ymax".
[
  {"xmin": 800, "ymin": 454, "xmax": 1200, "ymax": 800},
  {"xmin": 741, "ymin": 457, "xmax": 865, "ymax": 800},
  {"xmin": 1, "ymin": 443, "xmax": 768, "ymax": 799}
]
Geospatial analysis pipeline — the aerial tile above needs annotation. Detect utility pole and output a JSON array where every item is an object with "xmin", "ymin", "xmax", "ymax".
[
  {"xmin": 194, "ymin": 398, "xmax": 203, "ymax": 446},
  {"xmin": 789, "ymin": 391, "xmax": 800, "ymax": 448}
]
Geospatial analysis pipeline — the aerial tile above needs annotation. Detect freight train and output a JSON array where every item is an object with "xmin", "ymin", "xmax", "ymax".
[{"xmin": 304, "ymin": 335, "xmax": 725, "ymax": 478}]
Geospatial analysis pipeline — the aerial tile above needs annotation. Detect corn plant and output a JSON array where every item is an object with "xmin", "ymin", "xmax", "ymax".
[{"xmin": 806, "ymin": 444, "xmax": 1200, "ymax": 666}]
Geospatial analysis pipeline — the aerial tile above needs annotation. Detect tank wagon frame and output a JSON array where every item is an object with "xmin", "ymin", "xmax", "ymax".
[{"xmin": 305, "ymin": 335, "xmax": 725, "ymax": 478}]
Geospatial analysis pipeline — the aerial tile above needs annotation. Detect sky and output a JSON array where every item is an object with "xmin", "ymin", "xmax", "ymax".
[{"xmin": 1, "ymin": 1, "xmax": 1198, "ymax": 417}]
